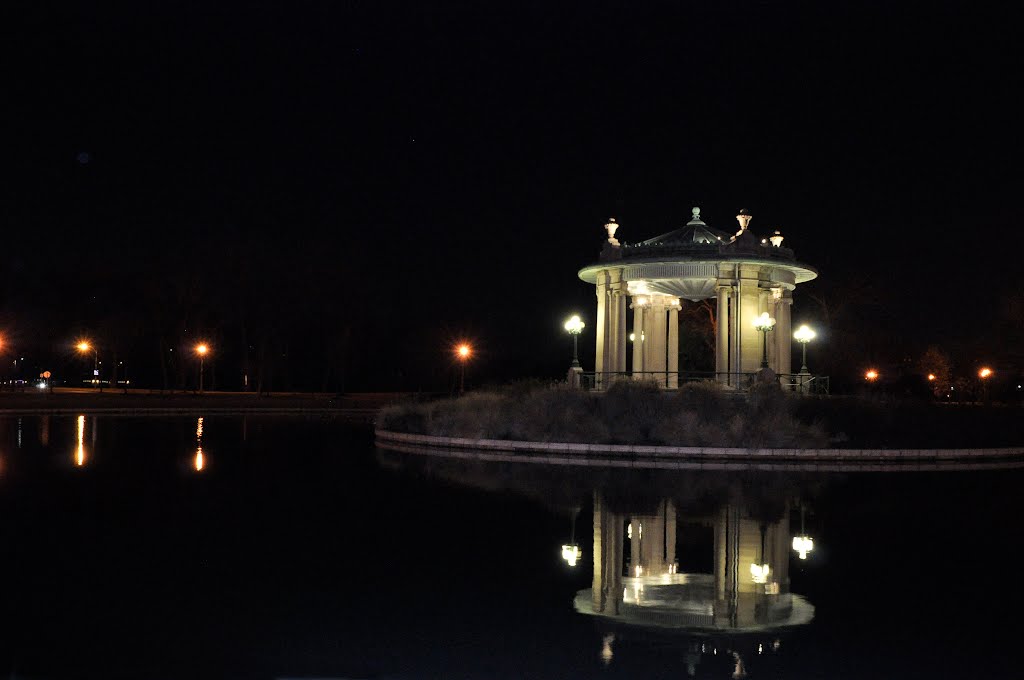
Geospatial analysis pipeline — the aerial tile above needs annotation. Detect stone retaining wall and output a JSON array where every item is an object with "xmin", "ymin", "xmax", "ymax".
[{"xmin": 375, "ymin": 429, "xmax": 1024, "ymax": 470}]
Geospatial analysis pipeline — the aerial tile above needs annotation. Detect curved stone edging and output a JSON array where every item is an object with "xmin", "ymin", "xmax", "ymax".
[{"xmin": 374, "ymin": 429, "xmax": 1024, "ymax": 462}]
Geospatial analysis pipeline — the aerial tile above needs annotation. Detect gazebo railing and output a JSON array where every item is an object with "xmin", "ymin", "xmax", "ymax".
[{"xmin": 579, "ymin": 371, "xmax": 829, "ymax": 395}]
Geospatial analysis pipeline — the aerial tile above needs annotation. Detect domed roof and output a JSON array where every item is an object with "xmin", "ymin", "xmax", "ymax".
[
  {"xmin": 637, "ymin": 207, "xmax": 732, "ymax": 247},
  {"xmin": 579, "ymin": 206, "xmax": 818, "ymax": 289}
]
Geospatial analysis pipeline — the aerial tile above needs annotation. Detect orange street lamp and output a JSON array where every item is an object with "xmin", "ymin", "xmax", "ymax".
[
  {"xmin": 455, "ymin": 343, "xmax": 472, "ymax": 394},
  {"xmin": 865, "ymin": 369, "xmax": 879, "ymax": 382},
  {"xmin": 195, "ymin": 343, "xmax": 210, "ymax": 393},
  {"xmin": 979, "ymin": 367, "xmax": 993, "ymax": 403},
  {"xmin": 927, "ymin": 373, "xmax": 936, "ymax": 381},
  {"xmin": 76, "ymin": 340, "xmax": 99, "ymax": 388}
]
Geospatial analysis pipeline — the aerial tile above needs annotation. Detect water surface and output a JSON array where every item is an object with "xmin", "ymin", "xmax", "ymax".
[{"xmin": 1, "ymin": 415, "xmax": 1020, "ymax": 678}]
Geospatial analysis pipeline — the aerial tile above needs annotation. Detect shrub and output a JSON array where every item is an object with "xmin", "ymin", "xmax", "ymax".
[
  {"xmin": 601, "ymin": 380, "xmax": 673, "ymax": 443},
  {"xmin": 378, "ymin": 379, "xmax": 1004, "ymax": 449}
]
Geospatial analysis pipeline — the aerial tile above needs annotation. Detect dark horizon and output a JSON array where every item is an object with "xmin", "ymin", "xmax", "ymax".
[{"xmin": 6, "ymin": 2, "xmax": 1022, "ymax": 393}]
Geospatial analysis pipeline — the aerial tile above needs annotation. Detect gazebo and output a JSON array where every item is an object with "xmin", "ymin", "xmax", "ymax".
[{"xmin": 577, "ymin": 207, "xmax": 818, "ymax": 389}]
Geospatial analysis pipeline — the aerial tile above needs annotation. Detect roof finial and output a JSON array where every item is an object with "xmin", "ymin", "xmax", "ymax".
[
  {"xmin": 736, "ymin": 209, "xmax": 752, "ymax": 231},
  {"xmin": 686, "ymin": 207, "xmax": 706, "ymax": 227},
  {"xmin": 604, "ymin": 217, "xmax": 620, "ymax": 246}
]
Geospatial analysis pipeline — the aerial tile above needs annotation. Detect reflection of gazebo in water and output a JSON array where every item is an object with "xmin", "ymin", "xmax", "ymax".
[
  {"xmin": 576, "ymin": 491, "xmax": 814, "ymax": 632},
  {"xmin": 577, "ymin": 207, "xmax": 820, "ymax": 390},
  {"xmin": 376, "ymin": 446, "xmax": 816, "ymax": 672}
]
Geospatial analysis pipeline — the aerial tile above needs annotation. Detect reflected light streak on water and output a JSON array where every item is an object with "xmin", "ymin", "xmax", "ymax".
[
  {"xmin": 194, "ymin": 417, "xmax": 205, "ymax": 471},
  {"xmin": 75, "ymin": 414, "xmax": 86, "ymax": 466}
]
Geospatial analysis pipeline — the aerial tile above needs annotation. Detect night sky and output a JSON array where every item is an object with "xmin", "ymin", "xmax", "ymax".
[{"xmin": 6, "ymin": 2, "xmax": 1023, "ymax": 391}]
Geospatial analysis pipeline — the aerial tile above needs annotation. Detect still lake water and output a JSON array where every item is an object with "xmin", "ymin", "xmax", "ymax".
[{"xmin": 0, "ymin": 415, "xmax": 1021, "ymax": 679}]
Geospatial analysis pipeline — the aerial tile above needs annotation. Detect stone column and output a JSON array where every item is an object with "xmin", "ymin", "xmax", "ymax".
[
  {"xmin": 639, "ymin": 513, "xmax": 665, "ymax": 575},
  {"xmin": 714, "ymin": 504, "xmax": 741, "ymax": 628},
  {"xmin": 776, "ymin": 293, "xmax": 793, "ymax": 377},
  {"xmin": 615, "ymin": 285, "xmax": 628, "ymax": 373},
  {"xmin": 716, "ymin": 285, "xmax": 730, "ymax": 384},
  {"xmin": 595, "ymin": 271, "xmax": 608, "ymax": 383},
  {"xmin": 631, "ymin": 301, "xmax": 644, "ymax": 376},
  {"xmin": 665, "ymin": 500, "xmax": 677, "ymax": 570},
  {"xmin": 668, "ymin": 305, "xmax": 679, "ymax": 388},
  {"xmin": 649, "ymin": 302, "xmax": 667, "ymax": 386},
  {"xmin": 606, "ymin": 294, "xmax": 616, "ymax": 377},
  {"xmin": 630, "ymin": 518, "xmax": 642, "ymax": 574},
  {"xmin": 606, "ymin": 272, "xmax": 622, "ymax": 378},
  {"xmin": 761, "ymin": 289, "xmax": 776, "ymax": 372},
  {"xmin": 642, "ymin": 305, "xmax": 653, "ymax": 380},
  {"xmin": 592, "ymin": 491, "xmax": 605, "ymax": 612},
  {"xmin": 731, "ymin": 280, "xmax": 742, "ymax": 380},
  {"xmin": 593, "ymin": 491, "xmax": 623, "ymax": 615},
  {"xmin": 738, "ymin": 269, "xmax": 762, "ymax": 374}
]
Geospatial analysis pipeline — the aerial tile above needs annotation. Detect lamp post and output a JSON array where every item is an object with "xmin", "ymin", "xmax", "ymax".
[
  {"xmin": 563, "ymin": 315, "xmax": 585, "ymax": 368},
  {"xmin": 979, "ymin": 367, "xmax": 993, "ymax": 403},
  {"xmin": 195, "ymin": 343, "xmax": 209, "ymax": 393},
  {"xmin": 455, "ymin": 343, "xmax": 471, "ymax": 394},
  {"xmin": 76, "ymin": 341, "xmax": 99, "ymax": 388},
  {"xmin": 753, "ymin": 312, "xmax": 776, "ymax": 369},
  {"xmin": 793, "ymin": 324, "xmax": 816, "ymax": 374}
]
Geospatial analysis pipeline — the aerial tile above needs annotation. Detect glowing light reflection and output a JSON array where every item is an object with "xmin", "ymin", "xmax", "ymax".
[
  {"xmin": 792, "ymin": 535, "xmax": 814, "ymax": 559},
  {"xmin": 75, "ymin": 415, "xmax": 86, "ymax": 466},
  {"xmin": 194, "ymin": 417, "xmax": 205, "ymax": 472},
  {"xmin": 750, "ymin": 563, "xmax": 770, "ymax": 584}
]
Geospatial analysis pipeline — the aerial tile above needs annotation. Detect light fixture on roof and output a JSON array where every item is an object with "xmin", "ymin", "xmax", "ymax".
[
  {"xmin": 736, "ymin": 208, "xmax": 753, "ymax": 231},
  {"xmin": 604, "ymin": 217, "xmax": 620, "ymax": 246},
  {"xmin": 770, "ymin": 230, "xmax": 784, "ymax": 247}
]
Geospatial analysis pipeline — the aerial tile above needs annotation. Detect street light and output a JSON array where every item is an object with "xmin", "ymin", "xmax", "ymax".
[
  {"xmin": 979, "ymin": 367, "xmax": 993, "ymax": 403},
  {"xmin": 563, "ymin": 315, "xmax": 585, "ymax": 368},
  {"xmin": 195, "ymin": 343, "xmax": 209, "ymax": 393},
  {"xmin": 865, "ymin": 369, "xmax": 879, "ymax": 382},
  {"xmin": 753, "ymin": 312, "xmax": 776, "ymax": 369},
  {"xmin": 455, "ymin": 343, "xmax": 472, "ymax": 394},
  {"xmin": 793, "ymin": 325, "xmax": 816, "ymax": 374},
  {"xmin": 76, "ymin": 340, "xmax": 99, "ymax": 387}
]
